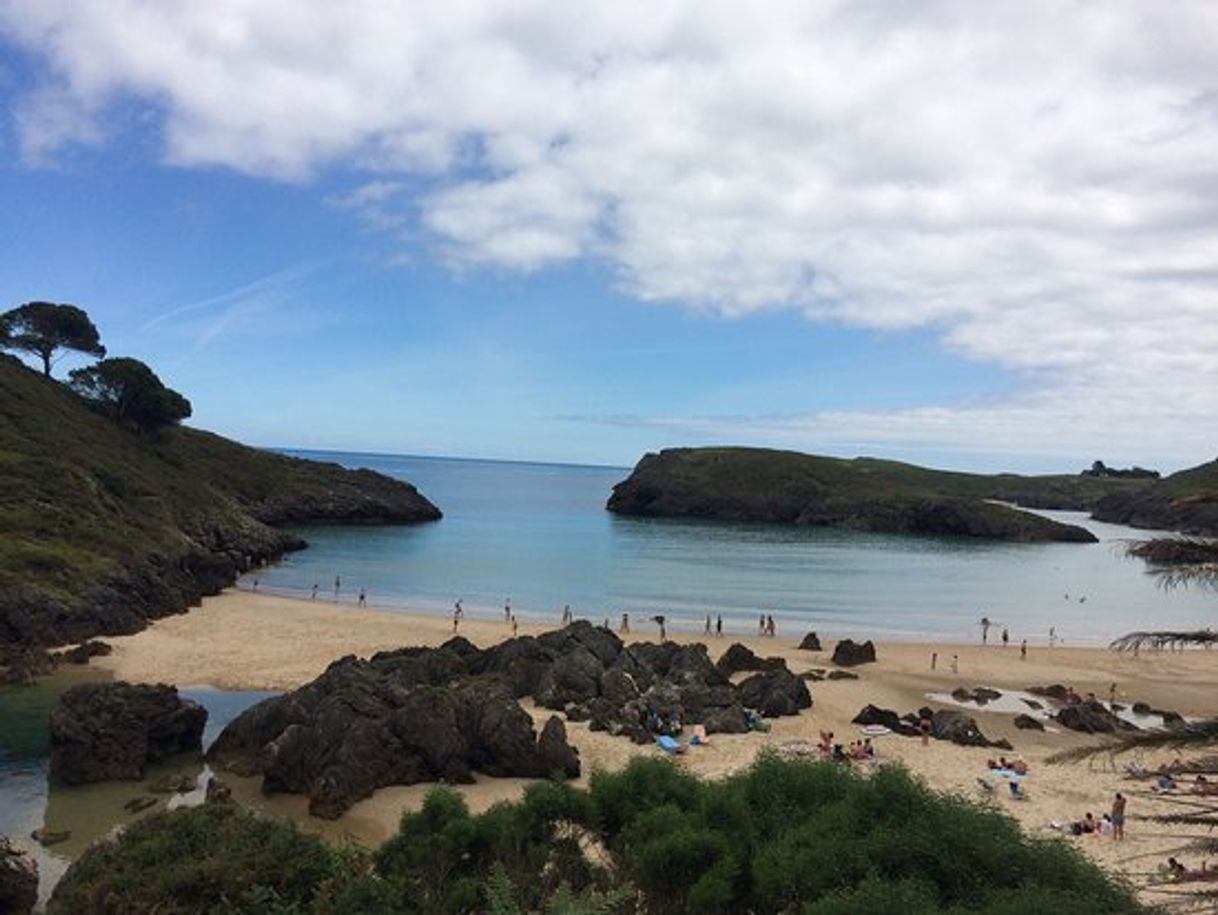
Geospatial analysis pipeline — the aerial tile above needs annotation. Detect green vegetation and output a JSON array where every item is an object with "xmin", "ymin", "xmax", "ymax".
[
  {"xmin": 1081, "ymin": 460, "xmax": 1159, "ymax": 480},
  {"xmin": 0, "ymin": 301, "xmax": 106, "ymax": 377},
  {"xmin": 0, "ymin": 354, "xmax": 439, "ymax": 650},
  {"xmin": 1092, "ymin": 457, "xmax": 1218, "ymax": 535},
  {"xmin": 49, "ymin": 756, "xmax": 1145, "ymax": 914},
  {"xmin": 607, "ymin": 447, "xmax": 1133, "ymax": 542},
  {"xmin": 70, "ymin": 357, "xmax": 192, "ymax": 432}
]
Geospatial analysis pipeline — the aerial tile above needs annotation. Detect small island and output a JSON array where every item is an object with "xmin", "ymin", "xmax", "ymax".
[{"xmin": 606, "ymin": 447, "xmax": 1106, "ymax": 542}]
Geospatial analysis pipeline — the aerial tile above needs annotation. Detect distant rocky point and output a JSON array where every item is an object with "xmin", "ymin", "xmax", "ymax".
[{"xmin": 607, "ymin": 447, "xmax": 1105, "ymax": 543}]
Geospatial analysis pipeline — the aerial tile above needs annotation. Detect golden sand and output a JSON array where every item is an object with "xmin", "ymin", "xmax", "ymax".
[{"xmin": 95, "ymin": 589, "xmax": 1218, "ymax": 898}]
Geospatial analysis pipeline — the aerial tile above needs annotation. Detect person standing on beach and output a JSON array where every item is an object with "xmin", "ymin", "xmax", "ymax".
[
  {"xmin": 1020, "ymin": 639, "xmax": 1027, "ymax": 660},
  {"xmin": 653, "ymin": 614, "xmax": 667, "ymax": 641},
  {"xmin": 1112, "ymin": 792, "xmax": 1126, "ymax": 840},
  {"xmin": 1001, "ymin": 627, "xmax": 1009, "ymax": 647},
  {"xmin": 512, "ymin": 615, "xmax": 519, "ymax": 638},
  {"xmin": 979, "ymin": 616, "xmax": 991, "ymax": 644},
  {"xmin": 620, "ymin": 612, "xmax": 629, "ymax": 634},
  {"xmin": 705, "ymin": 614, "xmax": 712, "ymax": 636},
  {"xmin": 950, "ymin": 654, "xmax": 959, "ymax": 675},
  {"xmin": 1109, "ymin": 682, "xmax": 1118, "ymax": 707},
  {"xmin": 715, "ymin": 614, "xmax": 722, "ymax": 637},
  {"xmin": 1049, "ymin": 626, "xmax": 1057, "ymax": 647},
  {"xmin": 758, "ymin": 613, "xmax": 766, "ymax": 637},
  {"xmin": 931, "ymin": 652, "xmax": 937, "ymax": 671},
  {"xmin": 310, "ymin": 583, "xmax": 319, "ymax": 600},
  {"xmin": 452, "ymin": 607, "xmax": 460, "ymax": 633},
  {"xmin": 766, "ymin": 614, "xmax": 776, "ymax": 638},
  {"xmin": 504, "ymin": 598, "xmax": 512, "ymax": 622},
  {"xmin": 357, "ymin": 588, "xmax": 366, "ymax": 608},
  {"xmin": 333, "ymin": 576, "xmax": 341, "ymax": 601},
  {"xmin": 920, "ymin": 714, "xmax": 932, "ymax": 746}
]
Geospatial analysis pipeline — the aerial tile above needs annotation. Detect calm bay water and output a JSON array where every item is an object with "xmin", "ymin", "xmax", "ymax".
[{"xmin": 254, "ymin": 451, "xmax": 1214, "ymax": 646}]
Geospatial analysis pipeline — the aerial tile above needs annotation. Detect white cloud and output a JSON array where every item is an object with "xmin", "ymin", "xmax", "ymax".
[{"xmin": 3, "ymin": 0, "xmax": 1218, "ymax": 464}]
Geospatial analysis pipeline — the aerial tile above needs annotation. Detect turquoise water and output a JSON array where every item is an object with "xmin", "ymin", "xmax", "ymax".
[{"xmin": 252, "ymin": 451, "xmax": 1215, "ymax": 646}]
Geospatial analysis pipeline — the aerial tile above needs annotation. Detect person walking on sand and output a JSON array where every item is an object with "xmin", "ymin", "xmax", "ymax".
[
  {"xmin": 705, "ymin": 614, "xmax": 712, "ymax": 636},
  {"xmin": 333, "ymin": 575, "xmax": 341, "ymax": 600},
  {"xmin": 1112, "ymin": 792, "xmax": 1126, "ymax": 841},
  {"xmin": 512, "ymin": 615, "xmax": 519, "ymax": 638},
  {"xmin": 758, "ymin": 613, "xmax": 766, "ymax": 637},
  {"xmin": 767, "ymin": 614, "xmax": 776, "ymax": 638},
  {"xmin": 715, "ymin": 614, "xmax": 723, "ymax": 637},
  {"xmin": 653, "ymin": 614, "xmax": 667, "ymax": 641},
  {"xmin": 504, "ymin": 598, "xmax": 512, "ymax": 622},
  {"xmin": 620, "ymin": 611, "xmax": 630, "ymax": 634},
  {"xmin": 310, "ymin": 583, "xmax": 319, "ymax": 600},
  {"xmin": 931, "ymin": 651, "xmax": 937, "ymax": 671},
  {"xmin": 950, "ymin": 654, "xmax": 959, "ymax": 675},
  {"xmin": 979, "ymin": 616, "xmax": 991, "ymax": 644},
  {"xmin": 357, "ymin": 588, "xmax": 366, "ymax": 608},
  {"xmin": 1020, "ymin": 639, "xmax": 1027, "ymax": 660},
  {"xmin": 1001, "ymin": 627, "xmax": 1009, "ymax": 647},
  {"xmin": 452, "ymin": 607, "xmax": 460, "ymax": 634},
  {"xmin": 1049, "ymin": 626, "xmax": 1057, "ymax": 648}
]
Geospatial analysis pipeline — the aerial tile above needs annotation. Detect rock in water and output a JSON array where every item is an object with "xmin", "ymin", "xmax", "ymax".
[
  {"xmin": 49, "ymin": 682, "xmax": 206, "ymax": 785},
  {"xmin": 930, "ymin": 709, "xmax": 994, "ymax": 747},
  {"xmin": 1055, "ymin": 700, "xmax": 1137, "ymax": 734},
  {"xmin": 798, "ymin": 632, "xmax": 822, "ymax": 651},
  {"xmin": 831, "ymin": 639, "xmax": 876, "ymax": 667},
  {"xmin": 1013, "ymin": 714, "xmax": 1045, "ymax": 731},
  {"xmin": 0, "ymin": 836, "xmax": 38, "ymax": 915}
]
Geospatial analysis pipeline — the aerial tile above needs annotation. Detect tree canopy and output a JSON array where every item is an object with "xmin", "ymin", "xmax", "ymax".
[
  {"xmin": 69, "ymin": 357, "xmax": 192, "ymax": 432},
  {"xmin": 0, "ymin": 301, "xmax": 106, "ymax": 377}
]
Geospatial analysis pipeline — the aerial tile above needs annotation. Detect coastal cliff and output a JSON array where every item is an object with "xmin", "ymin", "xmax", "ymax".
[
  {"xmin": 607, "ymin": 448, "xmax": 1102, "ymax": 543},
  {"xmin": 1091, "ymin": 457, "xmax": 1218, "ymax": 535},
  {"xmin": 0, "ymin": 355, "xmax": 440, "ymax": 655}
]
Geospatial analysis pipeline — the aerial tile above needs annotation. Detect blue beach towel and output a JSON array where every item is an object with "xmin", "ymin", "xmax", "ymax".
[{"xmin": 656, "ymin": 735, "xmax": 686, "ymax": 754}]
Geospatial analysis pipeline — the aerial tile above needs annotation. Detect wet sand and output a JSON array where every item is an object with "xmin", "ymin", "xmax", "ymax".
[{"xmin": 95, "ymin": 589, "xmax": 1218, "ymax": 901}]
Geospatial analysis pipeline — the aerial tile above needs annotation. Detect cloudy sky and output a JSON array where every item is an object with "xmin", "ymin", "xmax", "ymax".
[{"xmin": 2, "ymin": 2, "xmax": 1216, "ymax": 472}]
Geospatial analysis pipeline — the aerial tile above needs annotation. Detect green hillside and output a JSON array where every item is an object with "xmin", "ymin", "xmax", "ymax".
[
  {"xmin": 606, "ymin": 447, "xmax": 1139, "ymax": 542},
  {"xmin": 0, "ymin": 355, "xmax": 440, "ymax": 653},
  {"xmin": 1092, "ymin": 457, "xmax": 1218, "ymax": 534}
]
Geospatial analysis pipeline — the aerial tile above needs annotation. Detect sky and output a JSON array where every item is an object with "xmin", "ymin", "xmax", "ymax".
[{"xmin": 1, "ymin": 2, "xmax": 1216, "ymax": 473}]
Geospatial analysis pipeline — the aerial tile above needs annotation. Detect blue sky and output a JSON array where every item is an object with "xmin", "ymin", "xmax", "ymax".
[{"xmin": 2, "ymin": 4, "xmax": 1216, "ymax": 472}]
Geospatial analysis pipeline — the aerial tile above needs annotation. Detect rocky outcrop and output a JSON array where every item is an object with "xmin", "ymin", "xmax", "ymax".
[
  {"xmin": 798, "ymin": 632, "xmax": 822, "ymax": 651},
  {"xmin": 832, "ymin": 639, "xmax": 876, "ymax": 667},
  {"xmin": 715, "ymin": 642, "xmax": 785, "ymax": 677},
  {"xmin": 1013, "ymin": 714, "xmax": 1044, "ymax": 731},
  {"xmin": 930, "ymin": 709, "xmax": 995, "ymax": 747},
  {"xmin": 49, "ymin": 682, "xmax": 206, "ymax": 785},
  {"xmin": 1055, "ymin": 700, "xmax": 1137, "ymax": 735},
  {"xmin": 209, "ymin": 622, "xmax": 814, "ymax": 815},
  {"xmin": 1092, "ymin": 459, "xmax": 1218, "ymax": 536},
  {"xmin": 55, "ymin": 640, "xmax": 113, "ymax": 665},
  {"xmin": 951, "ymin": 686, "xmax": 1002, "ymax": 705},
  {"xmin": 852, "ymin": 704, "xmax": 919, "ymax": 736},
  {"xmin": 0, "ymin": 836, "xmax": 38, "ymax": 915},
  {"xmin": 606, "ymin": 447, "xmax": 1101, "ymax": 543}
]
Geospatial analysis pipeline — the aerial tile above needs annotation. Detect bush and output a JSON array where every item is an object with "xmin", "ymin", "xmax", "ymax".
[{"xmin": 49, "ymin": 760, "xmax": 1146, "ymax": 914}]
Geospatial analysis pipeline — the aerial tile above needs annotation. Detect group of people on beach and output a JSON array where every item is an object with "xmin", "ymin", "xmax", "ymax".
[{"xmin": 757, "ymin": 614, "xmax": 777, "ymax": 637}]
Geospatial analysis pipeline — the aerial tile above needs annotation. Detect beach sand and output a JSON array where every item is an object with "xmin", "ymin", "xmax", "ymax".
[{"xmin": 96, "ymin": 589, "xmax": 1218, "ymax": 903}]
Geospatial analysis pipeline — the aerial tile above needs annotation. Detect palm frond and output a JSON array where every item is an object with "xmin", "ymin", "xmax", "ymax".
[
  {"xmin": 1109, "ymin": 630, "xmax": 1218, "ymax": 651},
  {"xmin": 1046, "ymin": 719, "xmax": 1218, "ymax": 764}
]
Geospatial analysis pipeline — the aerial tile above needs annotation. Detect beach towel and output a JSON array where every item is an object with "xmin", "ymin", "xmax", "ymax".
[
  {"xmin": 857, "ymin": 724, "xmax": 891, "ymax": 737},
  {"xmin": 656, "ymin": 735, "xmax": 687, "ymax": 755},
  {"xmin": 990, "ymin": 769, "xmax": 1025, "ymax": 780}
]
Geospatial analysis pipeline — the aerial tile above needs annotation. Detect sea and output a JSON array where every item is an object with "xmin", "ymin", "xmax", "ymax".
[
  {"xmin": 253, "ymin": 450, "xmax": 1214, "ymax": 646},
  {"xmin": 3, "ymin": 449, "xmax": 1214, "ymax": 902}
]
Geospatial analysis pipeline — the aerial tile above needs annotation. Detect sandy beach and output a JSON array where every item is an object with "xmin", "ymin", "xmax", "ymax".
[{"xmin": 95, "ymin": 589, "xmax": 1218, "ymax": 902}]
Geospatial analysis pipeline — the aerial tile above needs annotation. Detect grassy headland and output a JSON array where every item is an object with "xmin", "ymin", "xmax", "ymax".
[
  {"xmin": 605, "ymin": 447, "xmax": 1134, "ymax": 542},
  {"xmin": 1092, "ymin": 457, "xmax": 1218, "ymax": 535},
  {"xmin": 0, "ymin": 355, "xmax": 439, "ymax": 657}
]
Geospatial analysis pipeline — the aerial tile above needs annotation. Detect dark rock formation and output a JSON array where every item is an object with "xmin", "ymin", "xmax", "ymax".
[
  {"xmin": 1055, "ymin": 700, "xmax": 1137, "ymax": 735},
  {"xmin": 798, "ymin": 631, "xmax": 822, "ymax": 651},
  {"xmin": 205, "ymin": 776, "xmax": 233, "ymax": 805},
  {"xmin": 737, "ymin": 667, "xmax": 812, "ymax": 717},
  {"xmin": 55, "ymin": 640, "xmax": 113, "ymax": 665},
  {"xmin": 1021, "ymin": 698, "xmax": 1043, "ymax": 710},
  {"xmin": 1013, "ymin": 714, "xmax": 1045, "ymax": 731},
  {"xmin": 832, "ymin": 639, "xmax": 876, "ymax": 667},
  {"xmin": 49, "ymin": 682, "xmax": 206, "ymax": 785},
  {"xmin": 1028, "ymin": 684, "xmax": 1069, "ymax": 702},
  {"xmin": 852, "ymin": 704, "xmax": 919, "ymax": 736},
  {"xmin": 715, "ymin": 642, "xmax": 785, "ymax": 677},
  {"xmin": 826, "ymin": 670, "xmax": 859, "ymax": 680},
  {"xmin": 952, "ymin": 686, "xmax": 1003, "ymax": 705},
  {"xmin": 208, "ymin": 655, "xmax": 581, "ymax": 818},
  {"xmin": 0, "ymin": 836, "xmax": 38, "ymax": 915},
  {"xmin": 930, "ymin": 710, "xmax": 994, "ymax": 747}
]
